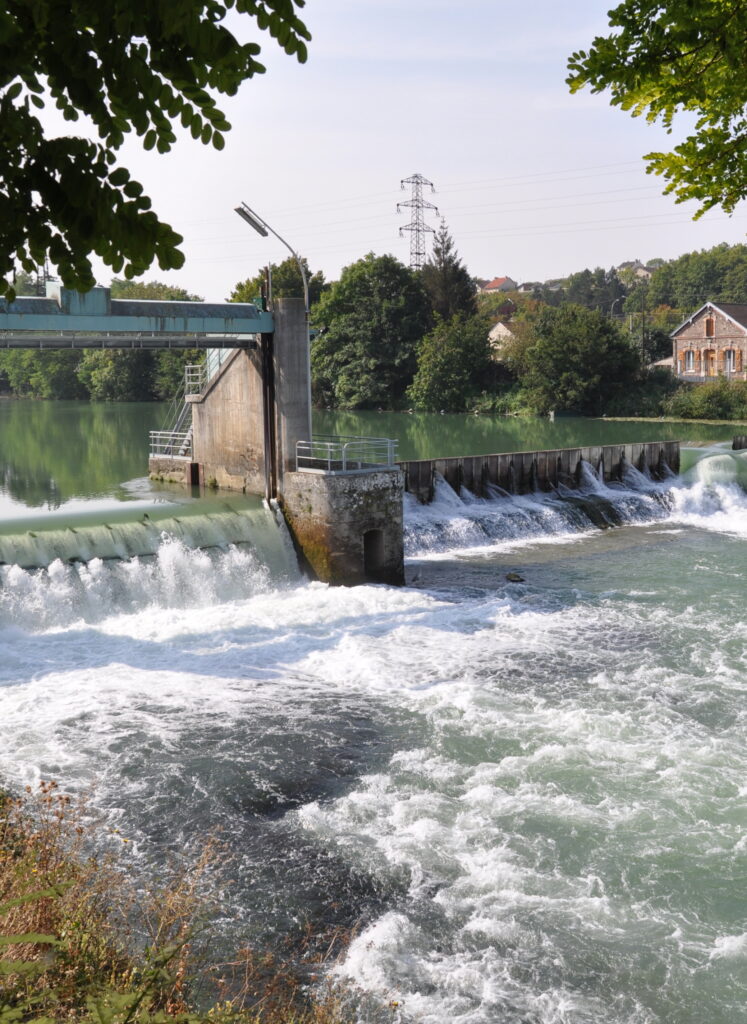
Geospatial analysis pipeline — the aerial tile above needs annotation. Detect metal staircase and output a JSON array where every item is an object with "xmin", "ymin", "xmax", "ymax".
[{"xmin": 149, "ymin": 349, "xmax": 234, "ymax": 460}]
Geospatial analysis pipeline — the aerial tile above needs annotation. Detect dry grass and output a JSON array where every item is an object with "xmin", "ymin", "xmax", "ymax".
[{"xmin": 0, "ymin": 782, "xmax": 359, "ymax": 1024}]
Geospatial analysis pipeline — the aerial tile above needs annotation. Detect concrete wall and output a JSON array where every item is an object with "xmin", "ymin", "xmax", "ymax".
[
  {"xmin": 273, "ymin": 299, "xmax": 312, "ymax": 487},
  {"xmin": 401, "ymin": 440, "xmax": 680, "ymax": 503},
  {"xmin": 281, "ymin": 469, "xmax": 405, "ymax": 586},
  {"xmin": 186, "ymin": 297, "xmax": 311, "ymax": 496},
  {"xmin": 148, "ymin": 457, "xmax": 198, "ymax": 486},
  {"xmin": 190, "ymin": 348, "xmax": 266, "ymax": 492}
]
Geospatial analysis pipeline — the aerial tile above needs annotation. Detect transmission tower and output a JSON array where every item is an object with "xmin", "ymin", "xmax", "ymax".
[{"xmin": 397, "ymin": 173, "xmax": 439, "ymax": 270}]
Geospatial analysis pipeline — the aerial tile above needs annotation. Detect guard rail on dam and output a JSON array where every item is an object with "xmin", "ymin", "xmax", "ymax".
[{"xmin": 400, "ymin": 441, "xmax": 680, "ymax": 504}]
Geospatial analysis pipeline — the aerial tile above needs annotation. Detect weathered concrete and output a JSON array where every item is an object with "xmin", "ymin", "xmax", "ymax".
[
  {"xmin": 273, "ymin": 299, "xmax": 312, "ymax": 487},
  {"xmin": 148, "ymin": 457, "xmax": 198, "ymax": 486},
  {"xmin": 281, "ymin": 469, "xmax": 405, "ymax": 586},
  {"xmin": 171, "ymin": 297, "xmax": 407, "ymax": 585},
  {"xmin": 189, "ymin": 348, "xmax": 266, "ymax": 492},
  {"xmin": 401, "ymin": 440, "xmax": 680, "ymax": 503},
  {"xmin": 184, "ymin": 297, "xmax": 311, "ymax": 497}
]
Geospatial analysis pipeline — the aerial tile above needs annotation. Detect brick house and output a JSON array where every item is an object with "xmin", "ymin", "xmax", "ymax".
[{"xmin": 671, "ymin": 302, "xmax": 747, "ymax": 381}]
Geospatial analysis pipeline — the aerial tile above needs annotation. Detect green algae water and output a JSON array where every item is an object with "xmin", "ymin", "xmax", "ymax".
[{"xmin": 0, "ymin": 400, "xmax": 746, "ymax": 1023}]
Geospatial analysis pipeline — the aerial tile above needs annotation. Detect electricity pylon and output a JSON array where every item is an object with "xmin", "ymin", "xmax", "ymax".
[{"xmin": 397, "ymin": 173, "xmax": 439, "ymax": 270}]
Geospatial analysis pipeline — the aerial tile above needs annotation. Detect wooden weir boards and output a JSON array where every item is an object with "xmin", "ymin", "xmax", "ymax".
[{"xmin": 400, "ymin": 441, "xmax": 681, "ymax": 504}]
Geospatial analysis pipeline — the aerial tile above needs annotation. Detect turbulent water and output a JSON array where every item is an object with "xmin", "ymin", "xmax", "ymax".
[{"xmin": 2, "ymin": 446, "xmax": 747, "ymax": 1023}]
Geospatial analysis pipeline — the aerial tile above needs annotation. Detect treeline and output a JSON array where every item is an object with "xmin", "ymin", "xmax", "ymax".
[
  {"xmin": 0, "ymin": 277, "xmax": 202, "ymax": 401},
  {"xmin": 7, "ymin": 241, "xmax": 747, "ymax": 419}
]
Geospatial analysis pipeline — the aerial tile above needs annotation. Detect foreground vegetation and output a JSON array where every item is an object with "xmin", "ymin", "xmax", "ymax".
[{"xmin": 0, "ymin": 783, "xmax": 354, "ymax": 1024}]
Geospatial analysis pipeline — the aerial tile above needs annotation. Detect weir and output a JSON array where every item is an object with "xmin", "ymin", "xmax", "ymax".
[
  {"xmin": 2, "ymin": 284, "xmax": 686, "ymax": 584},
  {"xmin": 401, "ymin": 440, "xmax": 680, "ymax": 503}
]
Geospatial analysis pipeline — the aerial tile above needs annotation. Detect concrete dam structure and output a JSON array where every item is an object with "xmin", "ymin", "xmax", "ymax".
[
  {"xmin": 401, "ymin": 440, "xmax": 680, "ymax": 504},
  {"xmin": 2, "ymin": 284, "xmax": 683, "ymax": 585},
  {"xmin": 1, "ymin": 287, "xmax": 404, "ymax": 587}
]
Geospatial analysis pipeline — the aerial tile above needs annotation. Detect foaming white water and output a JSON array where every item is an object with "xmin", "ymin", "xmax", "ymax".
[
  {"xmin": 0, "ymin": 506, "xmax": 299, "ymax": 629},
  {"xmin": 404, "ymin": 455, "xmax": 747, "ymax": 559},
  {"xmin": 2, "ymin": 450, "xmax": 747, "ymax": 1023},
  {"xmin": 404, "ymin": 463, "xmax": 672, "ymax": 558}
]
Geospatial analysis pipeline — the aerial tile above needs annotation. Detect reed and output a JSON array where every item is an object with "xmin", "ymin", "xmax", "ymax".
[{"xmin": 0, "ymin": 783, "xmax": 356, "ymax": 1024}]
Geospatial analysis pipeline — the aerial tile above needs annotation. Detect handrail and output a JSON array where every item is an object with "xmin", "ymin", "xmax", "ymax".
[
  {"xmin": 296, "ymin": 435, "xmax": 398, "ymax": 473},
  {"xmin": 150, "ymin": 430, "xmax": 192, "ymax": 459}
]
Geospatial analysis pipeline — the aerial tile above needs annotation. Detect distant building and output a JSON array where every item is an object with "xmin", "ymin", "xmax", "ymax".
[
  {"xmin": 488, "ymin": 321, "xmax": 519, "ymax": 361},
  {"xmin": 480, "ymin": 276, "xmax": 518, "ymax": 293},
  {"xmin": 616, "ymin": 259, "xmax": 653, "ymax": 281},
  {"xmin": 671, "ymin": 302, "xmax": 747, "ymax": 380}
]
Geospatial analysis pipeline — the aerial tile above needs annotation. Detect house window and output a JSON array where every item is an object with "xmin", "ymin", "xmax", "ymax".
[
  {"xmin": 725, "ymin": 349, "xmax": 736, "ymax": 373},
  {"xmin": 685, "ymin": 350, "xmax": 694, "ymax": 372},
  {"xmin": 705, "ymin": 317, "xmax": 715, "ymax": 337}
]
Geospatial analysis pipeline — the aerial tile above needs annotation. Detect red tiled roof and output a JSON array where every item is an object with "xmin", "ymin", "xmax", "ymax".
[{"xmin": 483, "ymin": 276, "xmax": 512, "ymax": 290}]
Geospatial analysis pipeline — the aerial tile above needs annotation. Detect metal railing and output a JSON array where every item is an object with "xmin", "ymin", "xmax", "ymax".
[
  {"xmin": 185, "ymin": 363, "xmax": 206, "ymax": 394},
  {"xmin": 149, "ymin": 429, "xmax": 193, "ymax": 459},
  {"xmin": 296, "ymin": 434, "xmax": 398, "ymax": 473}
]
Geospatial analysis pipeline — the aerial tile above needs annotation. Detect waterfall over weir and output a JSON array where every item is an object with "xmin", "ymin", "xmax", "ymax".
[
  {"xmin": 0, "ymin": 503, "xmax": 300, "ymax": 628},
  {"xmin": 403, "ymin": 447, "xmax": 747, "ymax": 557}
]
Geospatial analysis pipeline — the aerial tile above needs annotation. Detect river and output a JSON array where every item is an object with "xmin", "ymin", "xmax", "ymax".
[{"xmin": 1, "ymin": 400, "xmax": 746, "ymax": 1023}]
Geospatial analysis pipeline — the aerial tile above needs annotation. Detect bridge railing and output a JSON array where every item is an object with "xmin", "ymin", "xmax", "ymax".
[
  {"xmin": 296, "ymin": 435, "xmax": 398, "ymax": 473},
  {"xmin": 149, "ymin": 430, "xmax": 193, "ymax": 460}
]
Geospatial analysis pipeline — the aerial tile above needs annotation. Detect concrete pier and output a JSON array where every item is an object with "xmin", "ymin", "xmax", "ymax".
[
  {"xmin": 162, "ymin": 297, "xmax": 406, "ymax": 586},
  {"xmin": 401, "ymin": 440, "xmax": 680, "ymax": 503},
  {"xmin": 281, "ymin": 469, "xmax": 405, "ymax": 586}
]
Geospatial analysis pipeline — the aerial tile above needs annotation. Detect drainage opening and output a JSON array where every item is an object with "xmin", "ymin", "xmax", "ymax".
[{"xmin": 363, "ymin": 529, "xmax": 386, "ymax": 580}]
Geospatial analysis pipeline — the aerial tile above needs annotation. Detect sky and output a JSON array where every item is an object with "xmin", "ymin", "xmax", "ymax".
[{"xmin": 43, "ymin": 0, "xmax": 747, "ymax": 301}]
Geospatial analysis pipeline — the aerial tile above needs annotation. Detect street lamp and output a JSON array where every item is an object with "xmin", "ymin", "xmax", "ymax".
[
  {"xmin": 234, "ymin": 202, "xmax": 309, "ymax": 314},
  {"xmin": 234, "ymin": 201, "xmax": 312, "ymax": 440}
]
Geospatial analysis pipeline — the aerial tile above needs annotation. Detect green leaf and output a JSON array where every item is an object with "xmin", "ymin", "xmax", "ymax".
[{"xmin": 0, "ymin": 933, "xmax": 59, "ymax": 946}]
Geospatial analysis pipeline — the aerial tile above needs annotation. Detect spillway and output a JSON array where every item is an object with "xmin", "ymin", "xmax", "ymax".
[{"xmin": 1, "ymin": 444, "xmax": 746, "ymax": 1023}]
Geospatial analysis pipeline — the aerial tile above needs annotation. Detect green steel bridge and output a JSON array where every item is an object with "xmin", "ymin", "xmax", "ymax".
[{"xmin": 0, "ymin": 285, "xmax": 274, "ymax": 349}]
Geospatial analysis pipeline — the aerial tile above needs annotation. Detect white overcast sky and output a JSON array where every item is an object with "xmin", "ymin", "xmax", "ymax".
[{"xmin": 55, "ymin": 0, "xmax": 747, "ymax": 300}]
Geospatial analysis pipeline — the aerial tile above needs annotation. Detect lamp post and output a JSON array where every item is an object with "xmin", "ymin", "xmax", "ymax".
[{"xmin": 234, "ymin": 201, "xmax": 312, "ymax": 441}]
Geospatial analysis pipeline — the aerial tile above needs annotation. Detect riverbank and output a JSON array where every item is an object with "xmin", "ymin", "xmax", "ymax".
[{"xmin": 0, "ymin": 784, "xmax": 352, "ymax": 1024}]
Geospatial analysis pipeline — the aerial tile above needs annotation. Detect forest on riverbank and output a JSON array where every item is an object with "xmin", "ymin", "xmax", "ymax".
[{"xmin": 5, "ymin": 240, "xmax": 747, "ymax": 420}]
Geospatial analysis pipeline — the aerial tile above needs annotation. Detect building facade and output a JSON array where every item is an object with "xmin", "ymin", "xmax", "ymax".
[{"xmin": 671, "ymin": 302, "xmax": 747, "ymax": 381}]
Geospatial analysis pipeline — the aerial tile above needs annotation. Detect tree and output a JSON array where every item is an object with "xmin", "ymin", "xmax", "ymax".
[
  {"xmin": 420, "ymin": 222, "xmax": 476, "ymax": 320},
  {"xmin": 407, "ymin": 313, "xmax": 493, "ymax": 412},
  {"xmin": 76, "ymin": 278, "xmax": 203, "ymax": 400},
  {"xmin": 230, "ymin": 256, "xmax": 326, "ymax": 306},
  {"xmin": 311, "ymin": 253, "xmax": 432, "ymax": 409},
  {"xmin": 0, "ymin": 349, "xmax": 85, "ymax": 399},
  {"xmin": 565, "ymin": 267, "xmax": 626, "ymax": 312},
  {"xmin": 519, "ymin": 305, "xmax": 640, "ymax": 415},
  {"xmin": 567, "ymin": 1, "xmax": 747, "ymax": 216},
  {"xmin": 1, "ymin": 0, "xmax": 310, "ymax": 300}
]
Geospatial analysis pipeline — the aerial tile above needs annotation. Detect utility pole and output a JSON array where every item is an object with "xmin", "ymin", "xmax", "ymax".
[{"xmin": 397, "ymin": 173, "xmax": 439, "ymax": 270}]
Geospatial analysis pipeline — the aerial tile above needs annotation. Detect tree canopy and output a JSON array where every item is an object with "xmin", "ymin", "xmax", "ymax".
[
  {"xmin": 0, "ymin": 0, "xmax": 310, "ymax": 300},
  {"xmin": 567, "ymin": 0, "xmax": 747, "ymax": 216},
  {"xmin": 407, "ymin": 313, "xmax": 493, "ymax": 412},
  {"xmin": 230, "ymin": 255, "xmax": 326, "ymax": 306},
  {"xmin": 518, "ymin": 305, "xmax": 640, "ymax": 415},
  {"xmin": 420, "ymin": 222, "xmax": 476, "ymax": 321},
  {"xmin": 311, "ymin": 253, "xmax": 432, "ymax": 409}
]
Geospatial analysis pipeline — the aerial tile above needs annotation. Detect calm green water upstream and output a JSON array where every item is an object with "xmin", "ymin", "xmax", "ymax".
[
  {"xmin": 0, "ymin": 399, "xmax": 746, "ymax": 1023},
  {"xmin": 0, "ymin": 398, "xmax": 740, "ymax": 511}
]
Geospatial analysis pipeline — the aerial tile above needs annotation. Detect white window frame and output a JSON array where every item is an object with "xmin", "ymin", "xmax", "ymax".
[
  {"xmin": 725, "ymin": 349, "xmax": 736, "ymax": 373},
  {"xmin": 685, "ymin": 350, "xmax": 694, "ymax": 372}
]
